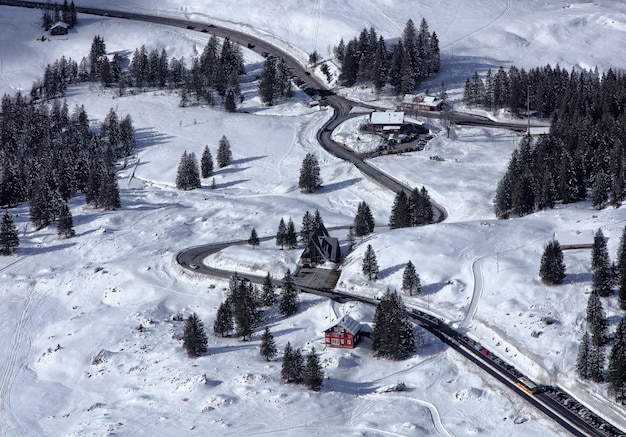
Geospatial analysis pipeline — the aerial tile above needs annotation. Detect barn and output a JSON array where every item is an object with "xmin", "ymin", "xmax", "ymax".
[{"xmin": 324, "ymin": 315, "xmax": 361, "ymax": 348}]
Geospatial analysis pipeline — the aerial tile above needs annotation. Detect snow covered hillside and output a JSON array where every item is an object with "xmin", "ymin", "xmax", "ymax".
[{"xmin": 0, "ymin": 2, "xmax": 625, "ymax": 436}]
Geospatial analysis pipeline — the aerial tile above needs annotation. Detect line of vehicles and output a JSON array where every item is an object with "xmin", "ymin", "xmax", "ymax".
[
  {"xmin": 407, "ymin": 308, "xmax": 624, "ymax": 437},
  {"xmin": 335, "ymin": 289, "xmax": 625, "ymax": 436}
]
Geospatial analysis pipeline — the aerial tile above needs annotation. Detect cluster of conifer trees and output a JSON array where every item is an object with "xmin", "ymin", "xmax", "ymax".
[
  {"xmin": 334, "ymin": 19, "xmax": 440, "ymax": 94},
  {"xmin": 389, "ymin": 187, "xmax": 434, "ymax": 229},
  {"xmin": 280, "ymin": 342, "xmax": 323, "ymax": 391},
  {"xmin": 564, "ymin": 228, "xmax": 626, "ymax": 402},
  {"xmin": 34, "ymin": 34, "xmax": 246, "ymax": 111},
  {"xmin": 275, "ymin": 209, "xmax": 324, "ymax": 251},
  {"xmin": 258, "ymin": 56, "xmax": 293, "ymax": 106},
  {"xmin": 463, "ymin": 64, "xmax": 577, "ymax": 117},
  {"xmin": 0, "ymin": 93, "xmax": 132, "ymax": 234},
  {"xmin": 175, "ymin": 136, "xmax": 232, "ymax": 190},
  {"xmin": 491, "ymin": 67, "xmax": 626, "ymax": 218},
  {"xmin": 371, "ymin": 289, "xmax": 416, "ymax": 360}
]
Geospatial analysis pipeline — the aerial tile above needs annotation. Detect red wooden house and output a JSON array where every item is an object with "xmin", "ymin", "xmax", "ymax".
[{"xmin": 324, "ymin": 315, "xmax": 361, "ymax": 348}]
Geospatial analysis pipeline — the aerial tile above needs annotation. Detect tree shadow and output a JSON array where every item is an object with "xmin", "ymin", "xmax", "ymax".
[
  {"xmin": 213, "ymin": 166, "xmax": 249, "ymax": 176},
  {"xmin": 378, "ymin": 263, "xmax": 405, "ymax": 280},
  {"xmin": 565, "ymin": 272, "xmax": 592, "ymax": 284},
  {"xmin": 20, "ymin": 241, "xmax": 76, "ymax": 256},
  {"xmin": 208, "ymin": 343, "xmax": 256, "ymax": 356},
  {"xmin": 319, "ymin": 177, "xmax": 361, "ymax": 193},
  {"xmin": 231, "ymin": 155, "xmax": 266, "ymax": 165},
  {"xmin": 420, "ymin": 281, "xmax": 449, "ymax": 296},
  {"xmin": 212, "ymin": 179, "xmax": 250, "ymax": 189},
  {"xmin": 323, "ymin": 378, "xmax": 377, "ymax": 395},
  {"xmin": 133, "ymin": 127, "xmax": 175, "ymax": 152},
  {"xmin": 259, "ymin": 326, "xmax": 305, "ymax": 339}
]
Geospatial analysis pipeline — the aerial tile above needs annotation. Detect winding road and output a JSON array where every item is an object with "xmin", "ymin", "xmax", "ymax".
[{"xmin": 1, "ymin": 2, "xmax": 622, "ymax": 436}]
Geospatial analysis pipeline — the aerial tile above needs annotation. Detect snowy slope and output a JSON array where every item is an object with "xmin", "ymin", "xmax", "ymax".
[{"xmin": 0, "ymin": 2, "xmax": 624, "ymax": 436}]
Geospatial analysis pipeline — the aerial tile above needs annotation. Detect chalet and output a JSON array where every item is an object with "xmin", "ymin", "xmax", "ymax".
[
  {"xmin": 401, "ymin": 94, "xmax": 444, "ymax": 112},
  {"xmin": 50, "ymin": 21, "xmax": 69, "ymax": 36},
  {"xmin": 324, "ymin": 315, "xmax": 361, "ymax": 348},
  {"xmin": 369, "ymin": 110, "xmax": 404, "ymax": 133},
  {"xmin": 554, "ymin": 230, "xmax": 595, "ymax": 250},
  {"xmin": 300, "ymin": 223, "xmax": 341, "ymax": 265}
]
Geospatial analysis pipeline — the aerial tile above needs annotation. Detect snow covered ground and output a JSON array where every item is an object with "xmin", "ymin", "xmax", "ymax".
[{"xmin": 0, "ymin": 2, "xmax": 625, "ymax": 436}]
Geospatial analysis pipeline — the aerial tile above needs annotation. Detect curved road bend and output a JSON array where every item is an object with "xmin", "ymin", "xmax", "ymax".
[{"xmin": 0, "ymin": 0, "xmax": 448, "ymax": 222}]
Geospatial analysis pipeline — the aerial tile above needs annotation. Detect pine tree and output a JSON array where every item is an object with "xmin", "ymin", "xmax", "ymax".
[
  {"xmin": 586, "ymin": 290, "xmax": 608, "ymax": 347},
  {"xmin": 213, "ymin": 300, "xmax": 234, "ymax": 337},
  {"xmin": 312, "ymin": 209, "xmax": 324, "ymax": 230},
  {"xmin": 401, "ymin": 261, "xmax": 421, "ymax": 296},
  {"xmin": 98, "ymin": 157, "xmax": 122, "ymax": 211},
  {"xmin": 57, "ymin": 202, "xmax": 75, "ymax": 239},
  {"xmin": 588, "ymin": 341, "xmax": 605, "ymax": 383},
  {"xmin": 298, "ymin": 153, "xmax": 322, "ymax": 193},
  {"xmin": 618, "ymin": 226, "xmax": 626, "ymax": 310},
  {"xmin": 224, "ymin": 89, "xmax": 237, "ymax": 112},
  {"xmin": 29, "ymin": 180, "xmax": 54, "ymax": 230},
  {"xmin": 175, "ymin": 150, "xmax": 201, "ymax": 190},
  {"xmin": 354, "ymin": 201, "xmax": 375, "ymax": 237},
  {"xmin": 285, "ymin": 217, "xmax": 297, "ymax": 249},
  {"xmin": 576, "ymin": 330, "xmax": 592, "ymax": 379},
  {"xmin": 412, "ymin": 186, "xmax": 434, "ymax": 226},
  {"xmin": 591, "ymin": 229, "xmax": 612, "ymax": 297},
  {"xmin": 230, "ymin": 277, "xmax": 259, "ymax": 341},
  {"xmin": 261, "ymin": 272, "xmax": 275, "ymax": 307},
  {"xmin": 217, "ymin": 135, "xmax": 232, "ymax": 168},
  {"xmin": 300, "ymin": 210, "xmax": 314, "ymax": 243},
  {"xmin": 539, "ymin": 240, "xmax": 566, "ymax": 285},
  {"xmin": 362, "ymin": 244, "xmax": 379, "ymax": 281},
  {"xmin": 281, "ymin": 342, "xmax": 304, "ymax": 383},
  {"xmin": 0, "ymin": 210, "xmax": 19, "ymax": 256},
  {"xmin": 182, "ymin": 312, "xmax": 208, "ymax": 358},
  {"xmin": 592, "ymin": 170, "xmax": 610, "ymax": 210},
  {"xmin": 389, "ymin": 190, "xmax": 410, "ymax": 229},
  {"xmin": 346, "ymin": 226, "xmax": 356, "ymax": 251},
  {"xmin": 281, "ymin": 342, "xmax": 295, "ymax": 382},
  {"xmin": 276, "ymin": 218, "xmax": 287, "ymax": 249},
  {"xmin": 248, "ymin": 227, "xmax": 260, "ymax": 248},
  {"xmin": 259, "ymin": 56, "xmax": 277, "ymax": 106},
  {"xmin": 608, "ymin": 318, "xmax": 626, "ymax": 401},
  {"xmin": 260, "ymin": 327, "xmax": 277, "ymax": 361},
  {"xmin": 303, "ymin": 347, "xmax": 323, "ymax": 391},
  {"xmin": 371, "ymin": 289, "xmax": 415, "ymax": 360},
  {"xmin": 291, "ymin": 348, "xmax": 305, "ymax": 383},
  {"xmin": 201, "ymin": 145, "xmax": 214, "ymax": 178},
  {"xmin": 279, "ymin": 269, "xmax": 299, "ymax": 316}
]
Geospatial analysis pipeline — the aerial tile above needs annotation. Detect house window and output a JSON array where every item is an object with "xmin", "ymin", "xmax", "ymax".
[
  {"xmin": 331, "ymin": 338, "xmax": 340, "ymax": 346},
  {"xmin": 340, "ymin": 339, "xmax": 344, "ymax": 345},
  {"xmin": 347, "ymin": 339, "xmax": 351, "ymax": 345}
]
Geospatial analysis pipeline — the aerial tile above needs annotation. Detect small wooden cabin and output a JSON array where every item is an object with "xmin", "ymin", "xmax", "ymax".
[{"xmin": 50, "ymin": 22, "xmax": 69, "ymax": 36}]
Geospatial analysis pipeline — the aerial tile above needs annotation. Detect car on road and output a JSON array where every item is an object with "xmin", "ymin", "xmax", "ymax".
[{"xmin": 189, "ymin": 263, "xmax": 199, "ymax": 269}]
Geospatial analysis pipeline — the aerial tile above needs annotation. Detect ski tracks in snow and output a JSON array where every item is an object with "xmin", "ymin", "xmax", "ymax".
[
  {"xmin": 0, "ymin": 281, "xmax": 43, "ymax": 436},
  {"xmin": 443, "ymin": 0, "xmax": 512, "ymax": 50}
]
